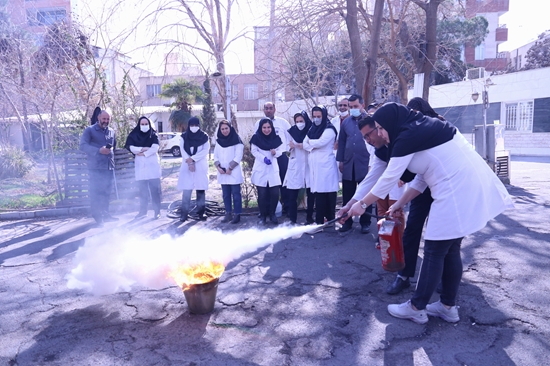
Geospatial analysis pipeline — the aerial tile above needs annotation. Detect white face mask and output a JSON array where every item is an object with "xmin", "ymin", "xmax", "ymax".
[
  {"xmin": 312, "ymin": 117, "xmax": 322, "ymax": 126},
  {"xmin": 189, "ymin": 126, "xmax": 199, "ymax": 133},
  {"xmin": 296, "ymin": 122, "xmax": 306, "ymax": 130},
  {"xmin": 140, "ymin": 125, "xmax": 150, "ymax": 133},
  {"xmin": 350, "ymin": 108, "xmax": 361, "ymax": 117},
  {"xmin": 339, "ymin": 110, "xmax": 349, "ymax": 117}
]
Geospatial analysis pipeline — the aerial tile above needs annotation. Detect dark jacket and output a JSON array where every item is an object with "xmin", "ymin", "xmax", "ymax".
[
  {"xmin": 336, "ymin": 113, "xmax": 370, "ymax": 181},
  {"xmin": 79, "ymin": 123, "xmax": 116, "ymax": 170}
]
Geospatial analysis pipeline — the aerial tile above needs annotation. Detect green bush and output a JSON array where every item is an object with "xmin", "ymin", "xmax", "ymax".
[{"xmin": 0, "ymin": 145, "xmax": 34, "ymax": 180}]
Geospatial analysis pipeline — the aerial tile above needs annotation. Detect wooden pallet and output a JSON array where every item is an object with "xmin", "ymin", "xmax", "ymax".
[{"xmin": 57, "ymin": 149, "xmax": 138, "ymax": 207}]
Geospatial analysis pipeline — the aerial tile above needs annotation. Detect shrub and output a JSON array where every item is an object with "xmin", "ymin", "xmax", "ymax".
[{"xmin": 0, "ymin": 145, "xmax": 34, "ymax": 180}]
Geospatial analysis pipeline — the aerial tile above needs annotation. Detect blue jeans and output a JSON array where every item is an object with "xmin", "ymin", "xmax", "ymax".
[
  {"xmin": 221, "ymin": 184, "xmax": 242, "ymax": 215},
  {"xmin": 411, "ymin": 237, "xmax": 463, "ymax": 310},
  {"xmin": 181, "ymin": 190, "xmax": 205, "ymax": 218},
  {"xmin": 399, "ymin": 188, "xmax": 434, "ymax": 278}
]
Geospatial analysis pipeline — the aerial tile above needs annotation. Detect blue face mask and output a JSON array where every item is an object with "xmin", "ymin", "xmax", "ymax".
[{"xmin": 350, "ymin": 108, "xmax": 361, "ymax": 117}]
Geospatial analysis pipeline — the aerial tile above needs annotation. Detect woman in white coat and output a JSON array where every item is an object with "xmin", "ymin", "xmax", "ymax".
[
  {"xmin": 284, "ymin": 111, "xmax": 314, "ymax": 224},
  {"xmin": 124, "ymin": 116, "xmax": 162, "ymax": 219},
  {"xmin": 250, "ymin": 118, "xmax": 284, "ymax": 225},
  {"xmin": 214, "ymin": 120, "xmax": 244, "ymax": 224},
  {"xmin": 177, "ymin": 117, "xmax": 210, "ymax": 222},
  {"xmin": 348, "ymin": 103, "xmax": 513, "ymax": 324},
  {"xmin": 303, "ymin": 105, "xmax": 339, "ymax": 225}
]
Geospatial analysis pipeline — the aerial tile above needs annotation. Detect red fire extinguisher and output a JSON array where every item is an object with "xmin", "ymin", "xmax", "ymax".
[{"xmin": 377, "ymin": 218, "xmax": 405, "ymax": 272}]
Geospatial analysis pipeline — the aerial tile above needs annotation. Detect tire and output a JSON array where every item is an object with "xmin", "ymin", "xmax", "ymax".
[{"xmin": 171, "ymin": 146, "xmax": 181, "ymax": 157}]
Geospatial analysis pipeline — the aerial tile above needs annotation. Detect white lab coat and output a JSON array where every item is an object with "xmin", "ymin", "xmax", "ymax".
[
  {"xmin": 283, "ymin": 136, "xmax": 310, "ymax": 189},
  {"xmin": 364, "ymin": 144, "xmax": 404, "ymax": 200},
  {"xmin": 250, "ymin": 143, "xmax": 284, "ymax": 187},
  {"xmin": 303, "ymin": 128, "xmax": 339, "ymax": 193},
  {"xmin": 370, "ymin": 132, "xmax": 513, "ymax": 240},
  {"xmin": 177, "ymin": 139, "xmax": 210, "ymax": 190},
  {"xmin": 129, "ymin": 144, "xmax": 162, "ymax": 181},
  {"xmin": 213, "ymin": 142, "xmax": 244, "ymax": 185}
]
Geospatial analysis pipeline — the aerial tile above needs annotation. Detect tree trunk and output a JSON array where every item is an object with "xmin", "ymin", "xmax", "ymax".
[
  {"xmin": 363, "ymin": 0, "xmax": 385, "ymax": 104},
  {"xmin": 345, "ymin": 0, "xmax": 367, "ymax": 94}
]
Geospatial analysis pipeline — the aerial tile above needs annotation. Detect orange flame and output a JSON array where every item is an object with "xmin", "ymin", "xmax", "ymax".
[{"xmin": 168, "ymin": 261, "xmax": 225, "ymax": 290}]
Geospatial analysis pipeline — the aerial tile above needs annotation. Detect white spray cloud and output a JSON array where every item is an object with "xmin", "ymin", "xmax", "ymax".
[{"xmin": 66, "ymin": 224, "xmax": 317, "ymax": 295}]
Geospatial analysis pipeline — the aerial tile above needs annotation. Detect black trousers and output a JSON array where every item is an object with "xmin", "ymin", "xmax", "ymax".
[
  {"xmin": 287, "ymin": 188, "xmax": 315, "ymax": 223},
  {"xmin": 342, "ymin": 167, "xmax": 371, "ymax": 227},
  {"xmin": 88, "ymin": 169, "xmax": 114, "ymax": 223},
  {"xmin": 137, "ymin": 178, "xmax": 162, "ymax": 214},
  {"xmin": 257, "ymin": 184, "xmax": 280, "ymax": 218},
  {"xmin": 399, "ymin": 188, "xmax": 434, "ymax": 278},
  {"xmin": 277, "ymin": 154, "xmax": 289, "ymax": 211},
  {"xmin": 314, "ymin": 191, "xmax": 336, "ymax": 224}
]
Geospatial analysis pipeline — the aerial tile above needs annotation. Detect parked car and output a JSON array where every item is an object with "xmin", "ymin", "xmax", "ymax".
[{"xmin": 158, "ymin": 132, "xmax": 181, "ymax": 157}]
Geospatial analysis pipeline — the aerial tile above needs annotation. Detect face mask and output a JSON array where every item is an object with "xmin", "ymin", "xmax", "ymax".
[
  {"xmin": 140, "ymin": 125, "xmax": 150, "ymax": 133},
  {"xmin": 312, "ymin": 118, "xmax": 322, "ymax": 126},
  {"xmin": 296, "ymin": 122, "xmax": 305, "ymax": 130},
  {"xmin": 350, "ymin": 109, "xmax": 361, "ymax": 117},
  {"xmin": 339, "ymin": 110, "xmax": 349, "ymax": 117},
  {"xmin": 189, "ymin": 126, "xmax": 199, "ymax": 133}
]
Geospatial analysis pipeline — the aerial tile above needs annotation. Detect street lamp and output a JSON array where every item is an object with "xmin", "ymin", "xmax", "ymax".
[
  {"xmin": 212, "ymin": 71, "xmax": 231, "ymax": 120},
  {"xmin": 471, "ymin": 78, "xmax": 494, "ymax": 161}
]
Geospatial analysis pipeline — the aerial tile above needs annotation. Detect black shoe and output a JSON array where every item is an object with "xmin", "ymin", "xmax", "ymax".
[
  {"xmin": 269, "ymin": 214, "xmax": 278, "ymax": 225},
  {"xmin": 221, "ymin": 213, "xmax": 232, "ymax": 223},
  {"xmin": 103, "ymin": 215, "xmax": 119, "ymax": 222},
  {"xmin": 258, "ymin": 216, "xmax": 267, "ymax": 225},
  {"xmin": 198, "ymin": 215, "xmax": 207, "ymax": 221},
  {"xmin": 386, "ymin": 277, "xmax": 411, "ymax": 295},
  {"xmin": 180, "ymin": 214, "xmax": 188, "ymax": 222},
  {"xmin": 230, "ymin": 214, "xmax": 241, "ymax": 224},
  {"xmin": 361, "ymin": 225, "xmax": 371, "ymax": 234},
  {"xmin": 338, "ymin": 224, "xmax": 352, "ymax": 233},
  {"xmin": 135, "ymin": 211, "xmax": 147, "ymax": 219}
]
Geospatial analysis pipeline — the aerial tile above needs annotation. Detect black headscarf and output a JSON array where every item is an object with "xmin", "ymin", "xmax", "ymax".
[
  {"xmin": 372, "ymin": 102, "xmax": 456, "ymax": 158},
  {"xmin": 124, "ymin": 116, "xmax": 160, "ymax": 153},
  {"xmin": 407, "ymin": 97, "xmax": 442, "ymax": 119},
  {"xmin": 307, "ymin": 105, "xmax": 337, "ymax": 140},
  {"xmin": 182, "ymin": 117, "xmax": 209, "ymax": 156},
  {"xmin": 250, "ymin": 118, "xmax": 282, "ymax": 150},
  {"xmin": 90, "ymin": 106, "xmax": 102, "ymax": 126},
  {"xmin": 216, "ymin": 120, "xmax": 243, "ymax": 148},
  {"xmin": 288, "ymin": 111, "xmax": 312, "ymax": 143}
]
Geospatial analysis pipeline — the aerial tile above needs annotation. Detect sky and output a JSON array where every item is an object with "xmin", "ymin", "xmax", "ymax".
[
  {"xmin": 499, "ymin": 0, "xmax": 549, "ymax": 51},
  {"xmin": 80, "ymin": 0, "xmax": 547, "ymax": 76}
]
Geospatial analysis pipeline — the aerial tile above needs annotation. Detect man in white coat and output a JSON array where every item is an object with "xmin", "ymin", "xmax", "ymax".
[{"xmin": 254, "ymin": 102, "xmax": 291, "ymax": 214}]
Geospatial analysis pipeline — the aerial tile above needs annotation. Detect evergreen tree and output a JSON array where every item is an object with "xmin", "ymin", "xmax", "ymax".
[{"xmin": 524, "ymin": 31, "xmax": 550, "ymax": 70}]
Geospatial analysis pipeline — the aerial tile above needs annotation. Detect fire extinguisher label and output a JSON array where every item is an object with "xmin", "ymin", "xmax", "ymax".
[
  {"xmin": 379, "ymin": 239, "xmax": 391, "ymax": 261},
  {"xmin": 378, "ymin": 219, "xmax": 395, "ymax": 235}
]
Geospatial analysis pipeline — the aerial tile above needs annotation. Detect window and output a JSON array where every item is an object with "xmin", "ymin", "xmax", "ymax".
[
  {"xmin": 212, "ymin": 84, "xmax": 219, "ymax": 98},
  {"xmin": 27, "ymin": 8, "xmax": 67, "ymax": 26},
  {"xmin": 157, "ymin": 121, "xmax": 163, "ymax": 132},
  {"xmin": 504, "ymin": 101, "xmax": 534, "ymax": 131},
  {"xmin": 232, "ymin": 84, "xmax": 239, "ymax": 99},
  {"xmin": 475, "ymin": 43, "xmax": 485, "ymax": 60},
  {"xmin": 244, "ymin": 84, "xmax": 258, "ymax": 100},
  {"xmin": 146, "ymin": 84, "xmax": 161, "ymax": 98}
]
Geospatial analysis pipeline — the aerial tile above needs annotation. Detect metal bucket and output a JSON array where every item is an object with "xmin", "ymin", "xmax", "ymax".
[{"xmin": 183, "ymin": 278, "xmax": 219, "ymax": 314}]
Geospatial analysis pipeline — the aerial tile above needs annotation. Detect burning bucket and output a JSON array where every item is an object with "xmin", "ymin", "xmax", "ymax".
[
  {"xmin": 183, "ymin": 278, "xmax": 219, "ymax": 314},
  {"xmin": 168, "ymin": 261, "xmax": 225, "ymax": 315}
]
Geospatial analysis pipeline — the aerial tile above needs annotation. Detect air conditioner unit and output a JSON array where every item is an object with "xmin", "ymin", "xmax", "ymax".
[{"xmin": 465, "ymin": 67, "xmax": 486, "ymax": 80}]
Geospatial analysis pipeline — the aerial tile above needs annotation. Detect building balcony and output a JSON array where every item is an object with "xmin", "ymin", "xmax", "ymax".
[
  {"xmin": 496, "ymin": 25, "xmax": 508, "ymax": 42},
  {"xmin": 466, "ymin": 0, "xmax": 509, "ymax": 17}
]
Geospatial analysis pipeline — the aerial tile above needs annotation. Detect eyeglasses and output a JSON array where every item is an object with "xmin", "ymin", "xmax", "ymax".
[{"xmin": 364, "ymin": 129, "xmax": 377, "ymax": 140}]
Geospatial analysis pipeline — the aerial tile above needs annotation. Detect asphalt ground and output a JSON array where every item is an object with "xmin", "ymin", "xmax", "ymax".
[{"xmin": 0, "ymin": 156, "xmax": 549, "ymax": 365}]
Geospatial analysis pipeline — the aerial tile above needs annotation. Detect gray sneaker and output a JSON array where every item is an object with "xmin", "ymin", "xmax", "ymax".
[
  {"xmin": 426, "ymin": 300, "xmax": 460, "ymax": 323},
  {"xmin": 387, "ymin": 300, "xmax": 428, "ymax": 324}
]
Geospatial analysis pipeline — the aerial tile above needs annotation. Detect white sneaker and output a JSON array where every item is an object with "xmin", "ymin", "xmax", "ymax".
[
  {"xmin": 426, "ymin": 300, "xmax": 460, "ymax": 323},
  {"xmin": 387, "ymin": 300, "xmax": 428, "ymax": 324}
]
